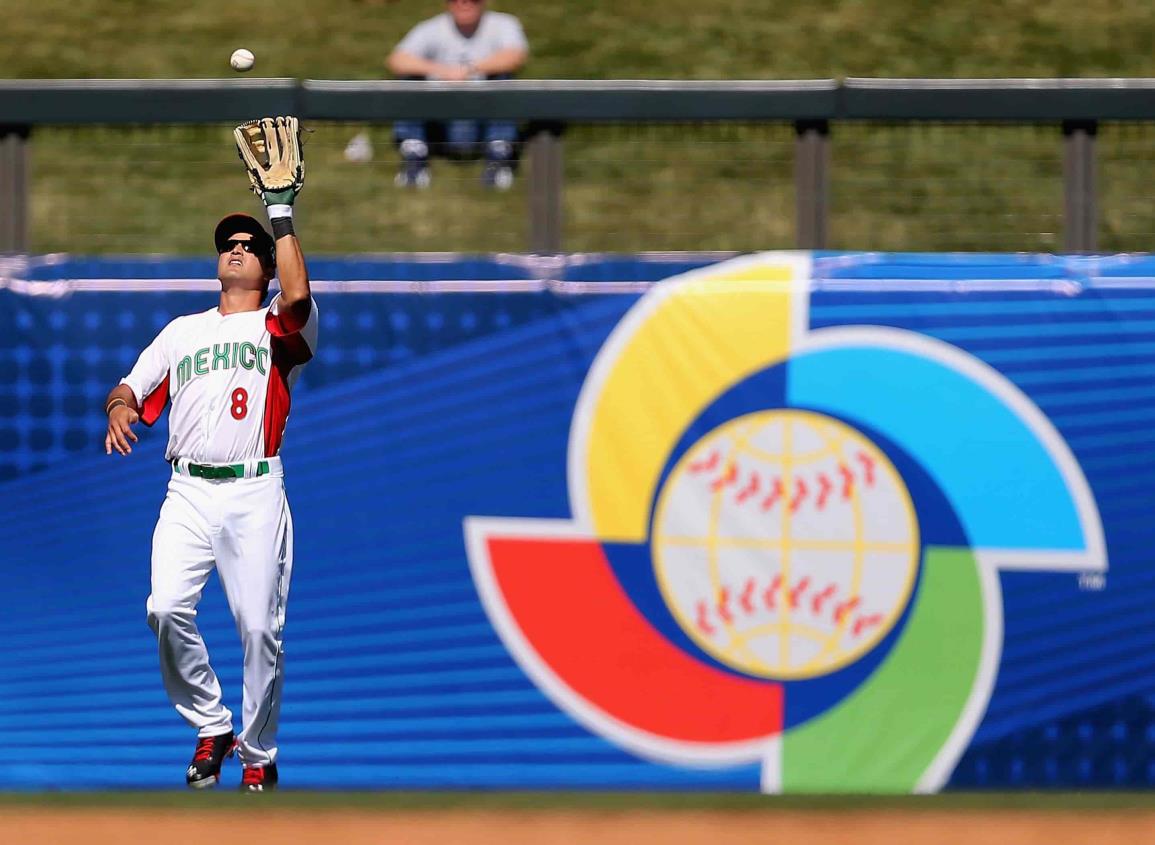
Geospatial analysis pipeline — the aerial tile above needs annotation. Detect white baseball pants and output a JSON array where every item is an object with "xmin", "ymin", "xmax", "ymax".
[{"xmin": 146, "ymin": 459, "xmax": 293, "ymax": 767}]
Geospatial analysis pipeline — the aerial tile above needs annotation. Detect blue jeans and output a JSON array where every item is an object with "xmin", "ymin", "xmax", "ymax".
[{"xmin": 393, "ymin": 75, "xmax": 519, "ymax": 161}]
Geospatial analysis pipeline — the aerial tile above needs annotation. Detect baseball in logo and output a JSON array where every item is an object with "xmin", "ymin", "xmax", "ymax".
[
  {"xmin": 465, "ymin": 253, "xmax": 1107, "ymax": 793},
  {"xmin": 657, "ymin": 410, "xmax": 917, "ymax": 681}
]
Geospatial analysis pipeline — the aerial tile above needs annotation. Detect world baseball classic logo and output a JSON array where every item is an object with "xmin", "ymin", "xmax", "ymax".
[{"xmin": 465, "ymin": 252, "xmax": 1107, "ymax": 793}]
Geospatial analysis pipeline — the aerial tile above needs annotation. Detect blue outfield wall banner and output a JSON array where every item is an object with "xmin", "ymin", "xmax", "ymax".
[{"xmin": 0, "ymin": 250, "xmax": 1153, "ymax": 791}]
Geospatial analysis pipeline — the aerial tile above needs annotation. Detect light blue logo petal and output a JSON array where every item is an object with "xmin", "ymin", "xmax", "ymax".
[{"xmin": 788, "ymin": 328, "xmax": 1095, "ymax": 556}]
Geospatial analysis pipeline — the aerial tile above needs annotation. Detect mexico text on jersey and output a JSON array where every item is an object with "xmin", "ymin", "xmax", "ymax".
[{"xmin": 120, "ymin": 298, "xmax": 320, "ymax": 464}]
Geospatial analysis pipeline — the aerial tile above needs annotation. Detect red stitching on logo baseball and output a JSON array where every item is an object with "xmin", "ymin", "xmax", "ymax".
[
  {"xmin": 689, "ymin": 450, "xmax": 720, "ymax": 474},
  {"xmin": 788, "ymin": 576, "xmax": 811, "ymax": 609},
  {"xmin": 739, "ymin": 578, "xmax": 757, "ymax": 614},
  {"xmin": 760, "ymin": 477, "xmax": 784, "ymax": 512},
  {"xmin": 735, "ymin": 472, "xmax": 760, "ymax": 504},
  {"xmin": 812, "ymin": 584, "xmax": 837, "ymax": 614},
  {"xmin": 689, "ymin": 450, "xmax": 882, "ymax": 515},
  {"xmin": 710, "ymin": 463, "xmax": 738, "ymax": 492},
  {"xmin": 789, "ymin": 478, "xmax": 808, "ymax": 513},
  {"xmin": 763, "ymin": 574, "xmax": 782, "ymax": 610},
  {"xmin": 693, "ymin": 575, "xmax": 876, "ymax": 641},
  {"xmin": 816, "ymin": 473, "xmax": 832, "ymax": 510},
  {"xmin": 852, "ymin": 613, "xmax": 884, "ymax": 637},
  {"xmin": 696, "ymin": 601, "xmax": 715, "ymax": 635},
  {"xmin": 838, "ymin": 463, "xmax": 855, "ymax": 500},
  {"xmin": 717, "ymin": 587, "xmax": 734, "ymax": 624},
  {"xmin": 833, "ymin": 596, "xmax": 861, "ymax": 624}
]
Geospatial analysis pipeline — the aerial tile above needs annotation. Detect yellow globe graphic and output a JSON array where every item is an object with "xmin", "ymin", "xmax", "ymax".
[{"xmin": 652, "ymin": 409, "xmax": 919, "ymax": 680}]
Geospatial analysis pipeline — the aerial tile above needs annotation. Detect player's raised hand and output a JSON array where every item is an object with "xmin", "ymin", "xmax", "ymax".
[
  {"xmin": 105, "ymin": 406, "xmax": 140, "ymax": 456},
  {"xmin": 234, "ymin": 116, "xmax": 305, "ymax": 207}
]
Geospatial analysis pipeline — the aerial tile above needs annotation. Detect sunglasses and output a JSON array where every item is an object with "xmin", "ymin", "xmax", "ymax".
[{"xmin": 219, "ymin": 238, "xmax": 259, "ymax": 254}]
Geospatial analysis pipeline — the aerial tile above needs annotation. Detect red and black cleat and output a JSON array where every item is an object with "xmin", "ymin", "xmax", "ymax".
[
  {"xmin": 240, "ymin": 762, "xmax": 278, "ymax": 792},
  {"xmin": 185, "ymin": 731, "xmax": 237, "ymax": 789}
]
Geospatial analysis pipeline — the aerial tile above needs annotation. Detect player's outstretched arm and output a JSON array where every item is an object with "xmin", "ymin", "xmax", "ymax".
[
  {"xmin": 103, "ymin": 384, "xmax": 141, "ymax": 456},
  {"xmin": 235, "ymin": 115, "xmax": 312, "ymax": 321},
  {"xmin": 273, "ymin": 228, "xmax": 311, "ymax": 318}
]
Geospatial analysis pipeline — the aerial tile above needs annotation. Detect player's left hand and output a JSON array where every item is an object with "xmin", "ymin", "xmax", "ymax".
[{"xmin": 234, "ymin": 116, "xmax": 305, "ymax": 206}]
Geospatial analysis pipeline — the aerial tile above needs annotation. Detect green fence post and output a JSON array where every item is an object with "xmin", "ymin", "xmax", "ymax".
[
  {"xmin": 527, "ymin": 122, "xmax": 564, "ymax": 254},
  {"xmin": 0, "ymin": 125, "xmax": 29, "ymax": 254},
  {"xmin": 795, "ymin": 119, "xmax": 829, "ymax": 250},
  {"xmin": 1063, "ymin": 120, "xmax": 1098, "ymax": 254}
]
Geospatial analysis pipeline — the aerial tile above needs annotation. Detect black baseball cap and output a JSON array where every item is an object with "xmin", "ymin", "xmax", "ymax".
[{"xmin": 214, "ymin": 213, "xmax": 276, "ymax": 268}]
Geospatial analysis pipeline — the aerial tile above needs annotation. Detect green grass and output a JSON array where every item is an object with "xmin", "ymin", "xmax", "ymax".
[
  {"xmin": 4, "ymin": 0, "xmax": 1154, "ymax": 80},
  {"xmin": 4, "ymin": 791, "xmax": 1155, "ymax": 811},
  {"xmin": 4, "ymin": 0, "xmax": 1155, "ymax": 254}
]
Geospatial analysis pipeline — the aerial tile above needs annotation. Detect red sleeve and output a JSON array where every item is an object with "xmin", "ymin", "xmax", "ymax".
[
  {"xmin": 265, "ymin": 303, "xmax": 314, "ymax": 367},
  {"xmin": 140, "ymin": 374, "xmax": 171, "ymax": 427},
  {"xmin": 266, "ymin": 299, "xmax": 312, "ymax": 336}
]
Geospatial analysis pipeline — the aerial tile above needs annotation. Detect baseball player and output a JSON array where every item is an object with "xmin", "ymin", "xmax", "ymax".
[{"xmin": 102, "ymin": 118, "xmax": 316, "ymax": 792}]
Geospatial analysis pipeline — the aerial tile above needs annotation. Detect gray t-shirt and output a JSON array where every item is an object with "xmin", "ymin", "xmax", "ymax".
[{"xmin": 394, "ymin": 11, "xmax": 528, "ymax": 67}]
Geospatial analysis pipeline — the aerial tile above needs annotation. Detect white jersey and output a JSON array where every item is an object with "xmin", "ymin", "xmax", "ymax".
[
  {"xmin": 394, "ymin": 11, "xmax": 528, "ymax": 68},
  {"xmin": 121, "ymin": 296, "xmax": 319, "ymax": 464}
]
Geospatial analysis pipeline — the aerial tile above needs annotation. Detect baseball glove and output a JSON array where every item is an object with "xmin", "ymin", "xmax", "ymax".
[{"xmin": 233, "ymin": 115, "xmax": 305, "ymax": 206}]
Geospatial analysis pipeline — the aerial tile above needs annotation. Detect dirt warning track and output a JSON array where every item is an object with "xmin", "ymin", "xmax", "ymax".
[{"xmin": 6, "ymin": 807, "xmax": 1155, "ymax": 845}]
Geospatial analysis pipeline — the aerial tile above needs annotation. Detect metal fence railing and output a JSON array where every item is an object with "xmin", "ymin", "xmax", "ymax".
[{"xmin": 4, "ymin": 79, "xmax": 1155, "ymax": 255}]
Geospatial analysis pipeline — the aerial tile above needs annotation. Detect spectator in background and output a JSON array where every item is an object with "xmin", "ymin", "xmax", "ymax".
[{"xmin": 388, "ymin": 0, "xmax": 529, "ymax": 190}]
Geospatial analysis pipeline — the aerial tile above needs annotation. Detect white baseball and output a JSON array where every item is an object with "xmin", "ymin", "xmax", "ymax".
[{"xmin": 230, "ymin": 48, "xmax": 255, "ymax": 73}]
